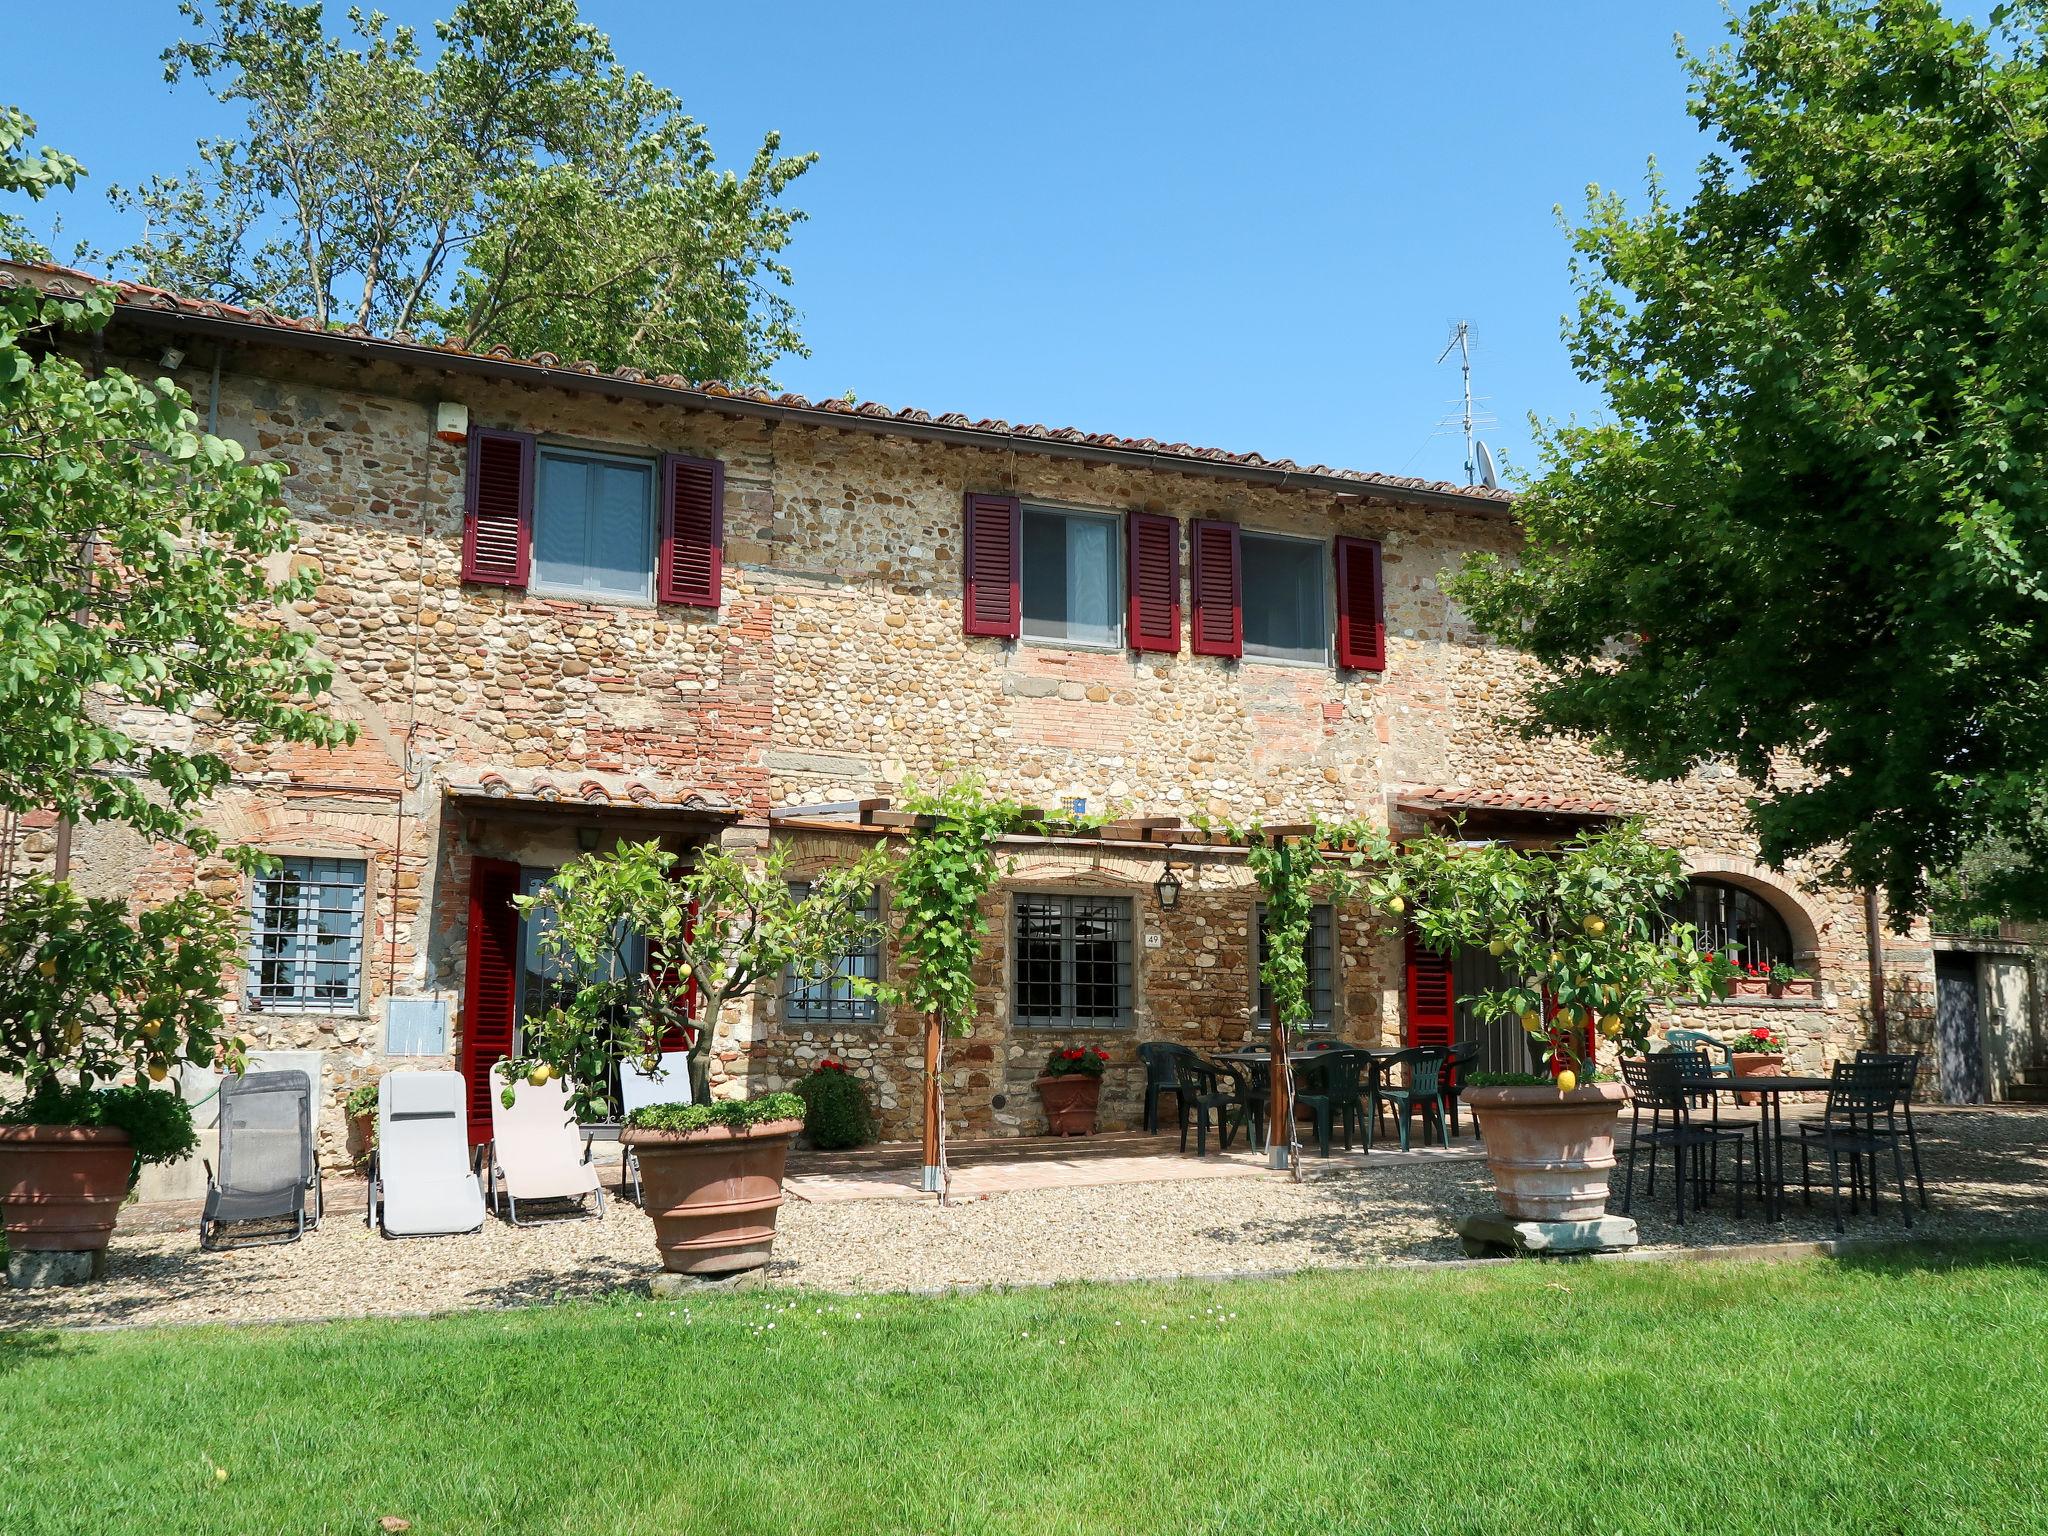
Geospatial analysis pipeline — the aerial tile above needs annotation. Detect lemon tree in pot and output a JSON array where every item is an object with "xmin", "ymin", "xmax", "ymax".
[
  {"xmin": 0, "ymin": 876, "xmax": 239, "ymax": 1283},
  {"xmin": 1391, "ymin": 820, "xmax": 1727, "ymax": 1233},
  {"xmin": 508, "ymin": 838, "xmax": 888, "ymax": 1274}
]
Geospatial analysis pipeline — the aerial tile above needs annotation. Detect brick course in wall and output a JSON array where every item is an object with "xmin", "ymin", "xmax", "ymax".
[{"xmin": 19, "ymin": 317, "xmax": 1940, "ymax": 1164}]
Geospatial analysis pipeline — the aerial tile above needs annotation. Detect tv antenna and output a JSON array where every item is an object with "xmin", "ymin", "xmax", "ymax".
[{"xmin": 1435, "ymin": 321, "xmax": 1499, "ymax": 487}]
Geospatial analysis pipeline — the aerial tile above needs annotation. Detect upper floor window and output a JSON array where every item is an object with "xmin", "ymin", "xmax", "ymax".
[
  {"xmin": 1666, "ymin": 878, "xmax": 1795, "ymax": 968},
  {"xmin": 1014, "ymin": 893, "xmax": 1134, "ymax": 1028},
  {"xmin": 1241, "ymin": 531, "xmax": 1327, "ymax": 664},
  {"xmin": 1254, "ymin": 903, "xmax": 1335, "ymax": 1030},
  {"xmin": 532, "ymin": 447, "xmax": 656, "ymax": 603},
  {"xmin": 1021, "ymin": 505, "xmax": 1122, "ymax": 647},
  {"xmin": 782, "ymin": 881, "xmax": 882, "ymax": 1024},
  {"xmin": 248, "ymin": 856, "xmax": 367, "ymax": 1012}
]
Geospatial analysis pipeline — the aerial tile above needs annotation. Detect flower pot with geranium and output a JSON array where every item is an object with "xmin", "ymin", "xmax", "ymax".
[
  {"xmin": 1036, "ymin": 1046, "xmax": 1109, "ymax": 1136},
  {"xmin": 1729, "ymin": 1024, "xmax": 1787, "ymax": 1103}
]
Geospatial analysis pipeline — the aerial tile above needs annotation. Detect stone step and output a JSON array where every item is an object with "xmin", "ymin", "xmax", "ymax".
[{"xmin": 2004, "ymin": 1082, "xmax": 2048, "ymax": 1104}]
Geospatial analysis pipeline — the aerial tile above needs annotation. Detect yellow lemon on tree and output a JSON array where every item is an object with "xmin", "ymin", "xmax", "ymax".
[
  {"xmin": 1599, "ymin": 1013, "xmax": 1623, "ymax": 1038},
  {"xmin": 1519, "ymin": 1009, "xmax": 1543, "ymax": 1034},
  {"xmin": 1583, "ymin": 915, "xmax": 1607, "ymax": 938},
  {"xmin": 526, "ymin": 1065, "xmax": 550, "ymax": 1088},
  {"xmin": 1486, "ymin": 938, "xmax": 1507, "ymax": 957},
  {"xmin": 1556, "ymin": 1069, "xmax": 1578, "ymax": 1093},
  {"xmin": 1548, "ymin": 951, "xmax": 1564, "ymax": 968},
  {"xmin": 1385, "ymin": 895, "xmax": 1406, "ymax": 915},
  {"xmin": 37, "ymin": 957, "xmax": 58, "ymax": 979},
  {"xmin": 147, "ymin": 1059, "xmax": 169, "ymax": 1083}
]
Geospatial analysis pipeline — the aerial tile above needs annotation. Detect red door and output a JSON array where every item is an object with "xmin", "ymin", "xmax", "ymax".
[
  {"xmin": 1404, "ymin": 928, "xmax": 1456, "ymax": 1048},
  {"xmin": 458, "ymin": 857, "xmax": 521, "ymax": 1145}
]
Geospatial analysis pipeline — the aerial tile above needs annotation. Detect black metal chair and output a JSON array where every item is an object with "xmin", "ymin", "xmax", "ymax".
[
  {"xmin": 1442, "ymin": 1039, "xmax": 1483, "ymax": 1139},
  {"xmin": 1854, "ymin": 1049, "xmax": 1929, "ymax": 1208},
  {"xmin": 1622, "ymin": 1054, "xmax": 1749, "ymax": 1224},
  {"xmin": 1293, "ymin": 1048, "xmax": 1371, "ymax": 1156},
  {"xmin": 1178, "ymin": 1053, "xmax": 1262, "ymax": 1156},
  {"xmin": 1137, "ymin": 1042, "xmax": 1188, "ymax": 1135},
  {"xmin": 1368, "ymin": 1047, "xmax": 1450, "ymax": 1152},
  {"xmin": 1799, "ymin": 1059, "xmax": 1917, "ymax": 1233}
]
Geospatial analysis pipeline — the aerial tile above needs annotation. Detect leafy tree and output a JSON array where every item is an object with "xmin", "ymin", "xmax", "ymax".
[
  {"xmin": 2, "ymin": 109, "xmax": 353, "ymax": 861},
  {"xmin": 1448, "ymin": 1, "xmax": 2048, "ymax": 920},
  {"xmin": 0, "ymin": 107, "xmax": 78, "ymax": 263},
  {"xmin": 509, "ymin": 839, "xmax": 889, "ymax": 1118},
  {"xmin": 105, "ymin": 0, "xmax": 815, "ymax": 386}
]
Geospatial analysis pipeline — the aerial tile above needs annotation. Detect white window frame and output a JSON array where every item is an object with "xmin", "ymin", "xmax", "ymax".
[
  {"xmin": 529, "ymin": 443, "xmax": 658, "ymax": 606},
  {"xmin": 1019, "ymin": 503, "xmax": 1125, "ymax": 651},
  {"xmin": 1240, "ymin": 529, "xmax": 1330, "ymax": 666}
]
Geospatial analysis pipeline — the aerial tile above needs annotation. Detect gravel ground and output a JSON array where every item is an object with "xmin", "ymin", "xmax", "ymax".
[{"xmin": 7, "ymin": 1108, "xmax": 2045, "ymax": 1330}]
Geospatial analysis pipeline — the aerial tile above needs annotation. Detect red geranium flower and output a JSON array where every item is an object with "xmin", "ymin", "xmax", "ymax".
[{"xmin": 1094, "ymin": 1048, "xmax": 1108, "ymax": 1060}]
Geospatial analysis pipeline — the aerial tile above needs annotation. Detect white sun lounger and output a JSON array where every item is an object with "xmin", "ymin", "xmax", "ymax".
[
  {"xmin": 615, "ymin": 1051, "xmax": 693, "ymax": 1203},
  {"xmin": 484, "ymin": 1064, "xmax": 605, "ymax": 1225},
  {"xmin": 367, "ymin": 1070, "xmax": 486, "ymax": 1239}
]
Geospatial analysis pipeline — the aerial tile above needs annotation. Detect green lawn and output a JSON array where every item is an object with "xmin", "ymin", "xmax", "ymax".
[{"xmin": 5, "ymin": 1246, "xmax": 2045, "ymax": 1536}]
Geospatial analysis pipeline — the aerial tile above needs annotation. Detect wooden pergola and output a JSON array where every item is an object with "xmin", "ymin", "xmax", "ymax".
[{"xmin": 766, "ymin": 798, "xmax": 1359, "ymax": 1184}]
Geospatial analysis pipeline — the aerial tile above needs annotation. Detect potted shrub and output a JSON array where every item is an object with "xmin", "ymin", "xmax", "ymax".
[
  {"xmin": 1729, "ymin": 1023, "xmax": 1787, "ymax": 1103},
  {"xmin": 1036, "ymin": 1046, "xmax": 1109, "ymax": 1136},
  {"xmin": 343, "ymin": 1080, "xmax": 379, "ymax": 1167},
  {"xmin": 0, "ymin": 876, "xmax": 235, "ymax": 1283},
  {"xmin": 797, "ymin": 1059, "xmax": 876, "ymax": 1150},
  {"xmin": 1391, "ymin": 821, "xmax": 1728, "ymax": 1226},
  {"xmin": 508, "ymin": 837, "xmax": 888, "ymax": 1274}
]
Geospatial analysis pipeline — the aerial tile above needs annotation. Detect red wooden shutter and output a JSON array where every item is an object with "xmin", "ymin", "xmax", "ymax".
[
  {"xmin": 1126, "ymin": 512, "xmax": 1181, "ymax": 653},
  {"xmin": 458, "ymin": 857, "xmax": 522, "ymax": 1144},
  {"xmin": 962, "ymin": 492, "xmax": 1021, "ymax": 638},
  {"xmin": 1189, "ymin": 519, "xmax": 1242, "ymax": 657},
  {"xmin": 646, "ymin": 888, "xmax": 700, "ymax": 1052},
  {"xmin": 462, "ymin": 429, "xmax": 532, "ymax": 586},
  {"xmin": 660, "ymin": 453, "xmax": 724, "ymax": 607},
  {"xmin": 1404, "ymin": 927, "xmax": 1456, "ymax": 1048},
  {"xmin": 1334, "ymin": 535, "xmax": 1386, "ymax": 672}
]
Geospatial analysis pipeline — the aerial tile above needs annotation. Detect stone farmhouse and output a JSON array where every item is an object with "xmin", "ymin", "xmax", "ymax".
[{"xmin": 9, "ymin": 258, "xmax": 2032, "ymax": 1168}]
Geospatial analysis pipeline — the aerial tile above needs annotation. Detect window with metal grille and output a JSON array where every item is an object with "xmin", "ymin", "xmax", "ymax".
[
  {"xmin": 782, "ymin": 882, "xmax": 881, "ymax": 1024},
  {"xmin": 1254, "ymin": 903, "xmax": 1335, "ymax": 1030},
  {"xmin": 1663, "ymin": 878, "xmax": 1795, "ymax": 968},
  {"xmin": 1013, "ymin": 894, "xmax": 1134, "ymax": 1029},
  {"xmin": 247, "ymin": 857, "xmax": 367, "ymax": 1012}
]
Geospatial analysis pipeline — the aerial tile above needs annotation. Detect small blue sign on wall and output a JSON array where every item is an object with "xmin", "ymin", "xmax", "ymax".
[{"xmin": 385, "ymin": 997, "xmax": 449, "ymax": 1057}]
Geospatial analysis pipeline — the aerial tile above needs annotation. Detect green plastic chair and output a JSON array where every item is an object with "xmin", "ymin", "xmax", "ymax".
[
  {"xmin": 1369, "ymin": 1048, "xmax": 1450, "ymax": 1152},
  {"xmin": 1293, "ymin": 1048, "xmax": 1371, "ymax": 1155},
  {"xmin": 1663, "ymin": 1028, "xmax": 1733, "ymax": 1076}
]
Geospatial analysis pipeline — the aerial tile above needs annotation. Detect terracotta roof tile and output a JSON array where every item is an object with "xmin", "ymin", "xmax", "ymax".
[{"xmin": 1, "ymin": 259, "xmax": 1513, "ymax": 508}]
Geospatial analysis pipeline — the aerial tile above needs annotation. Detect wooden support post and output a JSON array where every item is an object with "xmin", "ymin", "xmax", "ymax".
[
  {"xmin": 1267, "ymin": 992, "xmax": 1291, "ymax": 1171},
  {"xmin": 921, "ymin": 1009, "xmax": 943, "ymax": 1193},
  {"xmin": 1865, "ymin": 885, "xmax": 1889, "ymax": 1054}
]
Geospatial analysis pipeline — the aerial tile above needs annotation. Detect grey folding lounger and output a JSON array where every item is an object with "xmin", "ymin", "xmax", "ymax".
[
  {"xmin": 366, "ymin": 1069, "xmax": 487, "ymax": 1238},
  {"xmin": 200, "ymin": 1069, "xmax": 322, "ymax": 1250}
]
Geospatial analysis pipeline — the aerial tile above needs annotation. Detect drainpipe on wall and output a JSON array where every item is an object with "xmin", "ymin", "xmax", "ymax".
[{"xmin": 1866, "ymin": 886, "xmax": 1889, "ymax": 1054}]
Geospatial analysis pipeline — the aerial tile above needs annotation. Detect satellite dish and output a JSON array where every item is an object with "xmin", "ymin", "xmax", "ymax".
[{"xmin": 1474, "ymin": 440, "xmax": 1501, "ymax": 490}]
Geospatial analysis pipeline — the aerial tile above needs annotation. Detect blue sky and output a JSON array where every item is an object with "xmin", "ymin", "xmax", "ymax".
[{"xmin": 11, "ymin": 1, "xmax": 1739, "ymax": 485}]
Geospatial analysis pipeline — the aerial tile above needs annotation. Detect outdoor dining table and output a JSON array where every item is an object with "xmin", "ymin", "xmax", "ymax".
[{"xmin": 1677, "ymin": 1072, "xmax": 1837, "ymax": 1220}]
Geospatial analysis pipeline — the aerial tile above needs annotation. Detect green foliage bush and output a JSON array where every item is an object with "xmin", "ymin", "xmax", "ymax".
[
  {"xmin": 624, "ymin": 1092, "xmax": 805, "ymax": 1135},
  {"xmin": 0, "ymin": 1080, "xmax": 197, "ymax": 1173},
  {"xmin": 797, "ymin": 1062, "xmax": 876, "ymax": 1149}
]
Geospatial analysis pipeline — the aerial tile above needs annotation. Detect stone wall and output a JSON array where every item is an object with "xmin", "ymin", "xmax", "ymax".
[{"xmin": 25, "ymin": 324, "xmax": 1937, "ymax": 1162}]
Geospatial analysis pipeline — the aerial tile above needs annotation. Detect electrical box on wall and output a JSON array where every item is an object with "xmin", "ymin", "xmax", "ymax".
[
  {"xmin": 434, "ymin": 400, "xmax": 469, "ymax": 444},
  {"xmin": 386, "ymin": 997, "xmax": 449, "ymax": 1056}
]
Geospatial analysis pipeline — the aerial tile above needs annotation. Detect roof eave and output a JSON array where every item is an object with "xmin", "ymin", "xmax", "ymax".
[{"xmin": 105, "ymin": 302, "xmax": 1515, "ymax": 516}]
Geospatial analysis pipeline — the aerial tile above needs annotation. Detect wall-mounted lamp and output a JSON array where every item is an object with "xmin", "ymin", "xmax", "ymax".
[
  {"xmin": 576, "ymin": 825, "xmax": 603, "ymax": 853},
  {"xmin": 1154, "ymin": 862, "xmax": 1182, "ymax": 911}
]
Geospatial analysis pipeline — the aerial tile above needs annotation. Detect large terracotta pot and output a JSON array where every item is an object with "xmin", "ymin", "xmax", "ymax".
[
  {"xmin": 621, "ymin": 1118, "xmax": 802, "ymax": 1275},
  {"xmin": 0, "ymin": 1125, "xmax": 135, "ymax": 1255},
  {"xmin": 1731, "ymin": 1052, "xmax": 1783, "ymax": 1106},
  {"xmin": 1035, "ymin": 1074, "xmax": 1102, "ymax": 1136},
  {"xmin": 1465, "ymin": 1083, "xmax": 1627, "ymax": 1222}
]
